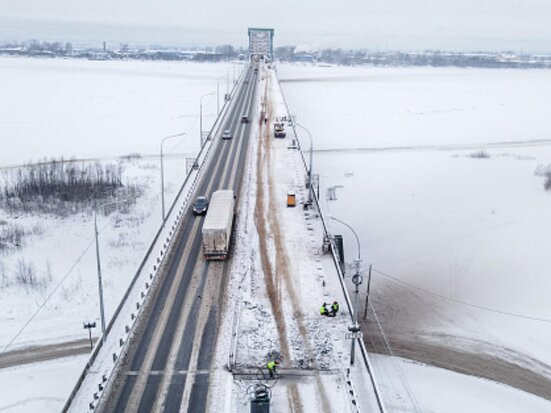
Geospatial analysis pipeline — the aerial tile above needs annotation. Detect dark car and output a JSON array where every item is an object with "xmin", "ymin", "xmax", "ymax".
[
  {"xmin": 241, "ymin": 115, "xmax": 249, "ymax": 123},
  {"xmin": 192, "ymin": 196, "xmax": 209, "ymax": 215}
]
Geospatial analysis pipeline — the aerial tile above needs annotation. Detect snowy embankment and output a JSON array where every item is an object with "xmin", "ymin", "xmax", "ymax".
[
  {"xmin": 0, "ymin": 56, "xmax": 239, "ymax": 412},
  {"xmin": 278, "ymin": 63, "xmax": 551, "ymax": 410}
]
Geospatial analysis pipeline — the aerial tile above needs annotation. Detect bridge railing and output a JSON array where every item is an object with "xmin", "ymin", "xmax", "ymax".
[{"xmin": 62, "ymin": 64, "xmax": 248, "ymax": 413}]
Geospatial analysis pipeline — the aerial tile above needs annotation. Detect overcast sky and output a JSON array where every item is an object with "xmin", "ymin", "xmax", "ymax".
[{"xmin": 1, "ymin": 0, "xmax": 550, "ymax": 52}]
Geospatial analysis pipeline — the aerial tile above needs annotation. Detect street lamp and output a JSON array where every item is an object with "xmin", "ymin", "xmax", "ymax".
[
  {"xmin": 329, "ymin": 216, "xmax": 363, "ymax": 365},
  {"xmin": 217, "ymin": 78, "xmax": 220, "ymax": 115},
  {"xmin": 94, "ymin": 199, "xmax": 132, "ymax": 342},
  {"xmin": 160, "ymin": 132, "xmax": 186, "ymax": 222},
  {"xmin": 200, "ymin": 92, "xmax": 215, "ymax": 147},
  {"xmin": 295, "ymin": 123, "xmax": 314, "ymax": 205}
]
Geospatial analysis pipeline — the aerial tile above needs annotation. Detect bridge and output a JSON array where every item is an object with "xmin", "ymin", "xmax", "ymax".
[{"xmin": 62, "ymin": 29, "xmax": 386, "ymax": 413}]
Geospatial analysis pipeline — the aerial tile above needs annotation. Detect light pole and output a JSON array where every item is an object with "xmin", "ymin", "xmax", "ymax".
[
  {"xmin": 217, "ymin": 78, "xmax": 220, "ymax": 115},
  {"xmin": 94, "ymin": 198, "xmax": 132, "ymax": 342},
  {"xmin": 295, "ymin": 123, "xmax": 314, "ymax": 205},
  {"xmin": 200, "ymin": 92, "xmax": 215, "ymax": 147},
  {"xmin": 329, "ymin": 216, "xmax": 363, "ymax": 365},
  {"xmin": 160, "ymin": 132, "xmax": 186, "ymax": 222}
]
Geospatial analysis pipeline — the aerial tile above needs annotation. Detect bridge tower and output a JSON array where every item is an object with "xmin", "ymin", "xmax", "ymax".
[{"xmin": 248, "ymin": 27, "xmax": 274, "ymax": 62}]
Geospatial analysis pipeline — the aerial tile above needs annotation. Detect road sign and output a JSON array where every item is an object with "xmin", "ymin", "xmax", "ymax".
[{"xmin": 345, "ymin": 332, "xmax": 363, "ymax": 340}]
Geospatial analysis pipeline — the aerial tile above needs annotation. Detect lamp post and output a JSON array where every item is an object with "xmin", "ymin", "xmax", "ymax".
[
  {"xmin": 200, "ymin": 92, "xmax": 215, "ymax": 147},
  {"xmin": 295, "ymin": 123, "xmax": 314, "ymax": 205},
  {"xmin": 160, "ymin": 132, "xmax": 186, "ymax": 222},
  {"xmin": 329, "ymin": 216, "xmax": 363, "ymax": 365},
  {"xmin": 94, "ymin": 198, "xmax": 133, "ymax": 342},
  {"xmin": 217, "ymin": 78, "xmax": 220, "ymax": 115}
]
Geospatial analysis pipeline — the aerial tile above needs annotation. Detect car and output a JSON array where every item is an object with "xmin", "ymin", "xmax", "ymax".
[
  {"xmin": 192, "ymin": 195, "xmax": 209, "ymax": 215},
  {"xmin": 222, "ymin": 129, "xmax": 232, "ymax": 139},
  {"xmin": 241, "ymin": 115, "xmax": 249, "ymax": 123}
]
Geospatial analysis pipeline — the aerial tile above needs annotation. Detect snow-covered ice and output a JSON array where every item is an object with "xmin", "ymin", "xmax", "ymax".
[{"xmin": 0, "ymin": 56, "xmax": 236, "ymax": 166}]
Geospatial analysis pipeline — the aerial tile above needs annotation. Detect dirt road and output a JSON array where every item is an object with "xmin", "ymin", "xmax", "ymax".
[
  {"xmin": 0, "ymin": 338, "xmax": 93, "ymax": 370},
  {"xmin": 360, "ymin": 292, "xmax": 551, "ymax": 402}
]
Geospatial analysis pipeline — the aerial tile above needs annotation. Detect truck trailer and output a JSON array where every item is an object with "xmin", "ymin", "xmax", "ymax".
[{"xmin": 201, "ymin": 189, "xmax": 235, "ymax": 260}]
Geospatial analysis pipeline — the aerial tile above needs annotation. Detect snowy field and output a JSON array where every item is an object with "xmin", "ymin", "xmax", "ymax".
[
  {"xmin": 278, "ymin": 63, "xmax": 551, "ymax": 408},
  {"xmin": 371, "ymin": 355, "xmax": 551, "ymax": 413},
  {"xmin": 0, "ymin": 354, "xmax": 88, "ymax": 412}
]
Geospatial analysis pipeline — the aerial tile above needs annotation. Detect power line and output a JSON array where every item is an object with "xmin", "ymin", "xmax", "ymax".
[
  {"xmin": 2, "ymin": 220, "xmax": 112, "ymax": 353},
  {"xmin": 371, "ymin": 268, "xmax": 551, "ymax": 324}
]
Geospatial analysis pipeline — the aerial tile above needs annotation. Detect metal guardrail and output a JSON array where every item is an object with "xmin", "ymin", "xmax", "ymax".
[
  {"xmin": 274, "ymin": 68, "xmax": 387, "ymax": 413},
  {"xmin": 62, "ymin": 64, "xmax": 248, "ymax": 412}
]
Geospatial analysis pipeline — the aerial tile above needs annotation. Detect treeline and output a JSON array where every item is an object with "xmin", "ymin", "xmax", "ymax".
[{"xmin": 0, "ymin": 158, "xmax": 141, "ymax": 215}]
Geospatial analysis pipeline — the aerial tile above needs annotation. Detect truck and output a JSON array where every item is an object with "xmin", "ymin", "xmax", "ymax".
[{"xmin": 201, "ymin": 190, "xmax": 235, "ymax": 260}]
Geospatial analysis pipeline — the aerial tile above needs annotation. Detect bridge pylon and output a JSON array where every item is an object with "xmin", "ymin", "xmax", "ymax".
[{"xmin": 248, "ymin": 27, "xmax": 274, "ymax": 62}]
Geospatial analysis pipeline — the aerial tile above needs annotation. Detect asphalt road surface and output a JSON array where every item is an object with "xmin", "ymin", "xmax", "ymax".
[{"xmin": 98, "ymin": 64, "xmax": 258, "ymax": 413}]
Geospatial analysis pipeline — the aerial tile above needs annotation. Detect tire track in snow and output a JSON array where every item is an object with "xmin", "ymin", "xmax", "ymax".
[
  {"xmin": 265, "ymin": 67, "xmax": 333, "ymax": 413},
  {"xmin": 0, "ymin": 338, "xmax": 93, "ymax": 370},
  {"xmin": 255, "ymin": 70, "xmax": 306, "ymax": 413},
  {"xmin": 254, "ymin": 74, "xmax": 290, "ymax": 357}
]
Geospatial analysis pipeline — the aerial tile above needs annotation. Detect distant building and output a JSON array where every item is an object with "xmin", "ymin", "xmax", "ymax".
[{"xmin": 293, "ymin": 54, "xmax": 315, "ymax": 63}]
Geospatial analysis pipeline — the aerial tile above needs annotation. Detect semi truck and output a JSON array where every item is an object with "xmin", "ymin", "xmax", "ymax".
[{"xmin": 201, "ymin": 189, "xmax": 235, "ymax": 260}]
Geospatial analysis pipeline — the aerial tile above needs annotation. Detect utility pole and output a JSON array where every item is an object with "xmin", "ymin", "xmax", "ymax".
[
  {"xmin": 329, "ymin": 216, "xmax": 363, "ymax": 365},
  {"xmin": 350, "ymin": 258, "xmax": 363, "ymax": 365},
  {"xmin": 295, "ymin": 123, "xmax": 314, "ymax": 206},
  {"xmin": 364, "ymin": 264, "xmax": 373, "ymax": 320},
  {"xmin": 217, "ymin": 78, "xmax": 220, "ymax": 115},
  {"xmin": 160, "ymin": 132, "xmax": 186, "ymax": 222},
  {"xmin": 94, "ymin": 213, "xmax": 107, "ymax": 341},
  {"xmin": 94, "ymin": 198, "xmax": 132, "ymax": 342},
  {"xmin": 200, "ymin": 92, "xmax": 215, "ymax": 147}
]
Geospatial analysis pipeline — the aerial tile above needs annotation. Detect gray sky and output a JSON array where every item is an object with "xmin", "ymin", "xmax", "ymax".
[{"xmin": 1, "ymin": 0, "xmax": 550, "ymax": 52}]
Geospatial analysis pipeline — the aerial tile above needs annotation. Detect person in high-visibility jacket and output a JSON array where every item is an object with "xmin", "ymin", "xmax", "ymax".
[
  {"xmin": 320, "ymin": 303, "xmax": 329, "ymax": 316},
  {"xmin": 267, "ymin": 360, "xmax": 279, "ymax": 378},
  {"xmin": 330, "ymin": 301, "xmax": 340, "ymax": 316}
]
